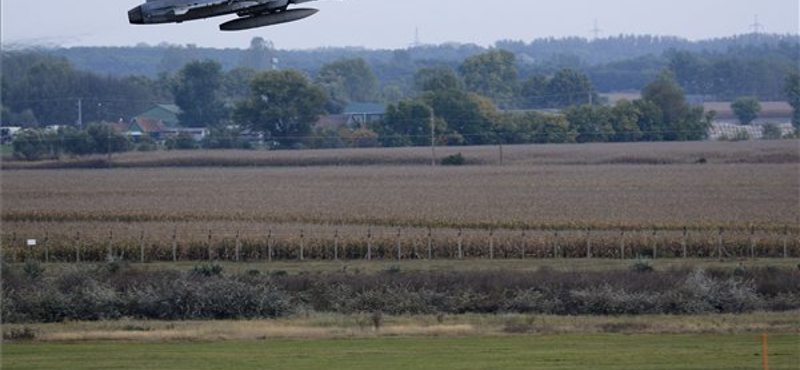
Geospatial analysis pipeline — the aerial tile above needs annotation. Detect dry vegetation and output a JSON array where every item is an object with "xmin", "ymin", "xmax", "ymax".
[
  {"xmin": 5, "ymin": 311, "xmax": 799, "ymax": 342},
  {"xmin": 1, "ymin": 141, "xmax": 798, "ymax": 261}
]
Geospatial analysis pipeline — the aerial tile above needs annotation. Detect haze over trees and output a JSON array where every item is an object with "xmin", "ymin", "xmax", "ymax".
[{"xmin": 2, "ymin": 33, "xmax": 798, "ymax": 159}]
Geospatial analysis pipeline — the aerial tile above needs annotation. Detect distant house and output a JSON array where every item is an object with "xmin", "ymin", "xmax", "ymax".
[
  {"xmin": 343, "ymin": 102, "xmax": 386, "ymax": 126},
  {"xmin": 164, "ymin": 127, "xmax": 209, "ymax": 142},
  {"xmin": 134, "ymin": 104, "xmax": 181, "ymax": 129},
  {"xmin": 315, "ymin": 114, "xmax": 351, "ymax": 131},
  {"xmin": 315, "ymin": 102, "xmax": 386, "ymax": 131},
  {"xmin": 128, "ymin": 117, "xmax": 167, "ymax": 141}
]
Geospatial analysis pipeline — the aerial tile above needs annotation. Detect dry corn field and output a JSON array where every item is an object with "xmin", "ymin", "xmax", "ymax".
[{"xmin": 1, "ymin": 141, "xmax": 798, "ymax": 261}]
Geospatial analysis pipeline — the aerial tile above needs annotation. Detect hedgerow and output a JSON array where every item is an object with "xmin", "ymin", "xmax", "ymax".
[{"xmin": 2, "ymin": 262, "xmax": 798, "ymax": 323}]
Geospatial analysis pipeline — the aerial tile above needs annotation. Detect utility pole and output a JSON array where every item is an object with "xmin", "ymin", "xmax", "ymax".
[
  {"xmin": 430, "ymin": 108, "xmax": 436, "ymax": 166},
  {"xmin": 107, "ymin": 127, "xmax": 112, "ymax": 163},
  {"xmin": 591, "ymin": 19, "xmax": 602, "ymax": 40},
  {"xmin": 77, "ymin": 98, "xmax": 83, "ymax": 129},
  {"xmin": 750, "ymin": 14, "xmax": 764, "ymax": 35}
]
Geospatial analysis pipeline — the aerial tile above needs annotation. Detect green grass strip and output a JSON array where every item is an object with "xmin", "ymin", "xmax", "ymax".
[{"xmin": 3, "ymin": 334, "xmax": 798, "ymax": 370}]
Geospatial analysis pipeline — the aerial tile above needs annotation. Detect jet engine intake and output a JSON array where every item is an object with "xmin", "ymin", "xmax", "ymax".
[{"xmin": 128, "ymin": 6, "xmax": 145, "ymax": 24}]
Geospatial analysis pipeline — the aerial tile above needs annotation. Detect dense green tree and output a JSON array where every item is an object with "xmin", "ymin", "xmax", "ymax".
[
  {"xmin": 314, "ymin": 58, "xmax": 379, "ymax": 113},
  {"xmin": 641, "ymin": 70, "xmax": 689, "ymax": 128},
  {"xmin": 610, "ymin": 100, "xmax": 644, "ymax": 142},
  {"xmin": 86, "ymin": 123, "xmax": 131, "ymax": 154},
  {"xmin": 534, "ymin": 114, "xmax": 577, "ymax": 144},
  {"xmin": 785, "ymin": 72, "xmax": 800, "ymax": 130},
  {"xmin": 60, "ymin": 127, "xmax": 95, "ymax": 155},
  {"xmin": 423, "ymin": 90, "xmax": 498, "ymax": 145},
  {"xmin": 223, "ymin": 67, "xmax": 258, "ymax": 102},
  {"xmin": 564, "ymin": 105, "xmax": 614, "ymax": 143},
  {"xmin": 730, "ymin": 97, "xmax": 761, "ymax": 125},
  {"xmin": 12, "ymin": 130, "xmax": 49, "ymax": 161},
  {"xmin": 165, "ymin": 131, "xmax": 198, "ymax": 150},
  {"xmin": 519, "ymin": 74, "xmax": 548, "ymax": 108},
  {"xmin": 172, "ymin": 60, "xmax": 227, "ymax": 127},
  {"xmin": 641, "ymin": 70, "xmax": 709, "ymax": 141},
  {"xmin": 546, "ymin": 68, "xmax": 599, "ymax": 108},
  {"xmin": 495, "ymin": 111, "xmax": 575, "ymax": 144},
  {"xmin": 632, "ymin": 99, "xmax": 664, "ymax": 141},
  {"xmin": 459, "ymin": 50, "xmax": 518, "ymax": 108},
  {"xmin": 9, "ymin": 57, "xmax": 78, "ymax": 126},
  {"xmin": 202, "ymin": 126, "xmax": 247, "ymax": 149},
  {"xmin": 414, "ymin": 67, "xmax": 461, "ymax": 93},
  {"xmin": 233, "ymin": 70, "xmax": 327, "ymax": 147},
  {"xmin": 374, "ymin": 99, "xmax": 434, "ymax": 147},
  {"xmin": 667, "ymin": 50, "xmax": 711, "ymax": 94}
]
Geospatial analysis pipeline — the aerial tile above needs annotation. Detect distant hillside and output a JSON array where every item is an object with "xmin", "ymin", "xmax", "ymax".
[
  {"xmin": 3, "ymin": 33, "xmax": 797, "ymax": 110},
  {"xmin": 33, "ymin": 33, "xmax": 795, "ymax": 76}
]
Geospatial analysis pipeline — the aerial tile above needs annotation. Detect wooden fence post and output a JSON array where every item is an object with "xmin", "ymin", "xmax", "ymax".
[
  {"xmin": 427, "ymin": 228, "xmax": 433, "ymax": 260},
  {"xmin": 682, "ymin": 227, "xmax": 688, "ymax": 259},
  {"xmin": 717, "ymin": 228, "xmax": 724, "ymax": 258},
  {"xmin": 171, "ymin": 228, "xmax": 178, "ymax": 262},
  {"xmin": 396, "ymin": 229, "xmax": 402, "ymax": 260},
  {"xmin": 107, "ymin": 230, "xmax": 114, "ymax": 260},
  {"xmin": 586, "ymin": 228, "xmax": 592, "ymax": 259},
  {"xmin": 267, "ymin": 230, "xmax": 273, "ymax": 262},
  {"xmin": 75, "ymin": 231, "xmax": 81, "ymax": 263},
  {"xmin": 749, "ymin": 227, "xmax": 756, "ymax": 259},
  {"xmin": 299, "ymin": 230, "xmax": 305, "ymax": 261},
  {"xmin": 11, "ymin": 233, "xmax": 17, "ymax": 263},
  {"xmin": 651, "ymin": 230, "xmax": 657, "ymax": 259},
  {"xmin": 367, "ymin": 228, "xmax": 373, "ymax": 260},
  {"xmin": 207, "ymin": 230, "xmax": 213, "ymax": 261},
  {"xmin": 553, "ymin": 230, "xmax": 559, "ymax": 259},
  {"xmin": 783, "ymin": 227, "xmax": 789, "ymax": 259},
  {"xmin": 333, "ymin": 230, "xmax": 339, "ymax": 260},
  {"xmin": 520, "ymin": 230, "xmax": 526, "ymax": 259},
  {"xmin": 457, "ymin": 229, "xmax": 463, "ymax": 260},
  {"xmin": 619, "ymin": 230, "xmax": 625, "ymax": 259},
  {"xmin": 44, "ymin": 232, "xmax": 49, "ymax": 263},
  {"xmin": 235, "ymin": 230, "xmax": 241, "ymax": 262},
  {"xmin": 488, "ymin": 229, "xmax": 494, "ymax": 260},
  {"xmin": 139, "ymin": 231, "xmax": 146, "ymax": 263}
]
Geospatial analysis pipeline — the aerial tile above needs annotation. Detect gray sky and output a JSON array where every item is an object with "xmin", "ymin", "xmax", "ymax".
[{"xmin": 2, "ymin": 0, "xmax": 798, "ymax": 50}]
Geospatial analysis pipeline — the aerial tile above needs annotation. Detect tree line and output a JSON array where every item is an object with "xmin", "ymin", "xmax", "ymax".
[
  {"xmin": 3, "ymin": 44, "xmax": 799, "ymax": 159},
  {"xmin": 30, "ymin": 33, "xmax": 798, "ymax": 99}
]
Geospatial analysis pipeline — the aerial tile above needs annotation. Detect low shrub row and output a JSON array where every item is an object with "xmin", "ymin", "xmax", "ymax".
[{"xmin": 2, "ymin": 262, "xmax": 799, "ymax": 323}]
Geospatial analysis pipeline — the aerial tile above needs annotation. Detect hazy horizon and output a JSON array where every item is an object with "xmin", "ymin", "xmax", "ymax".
[{"xmin": 2, "ymin": 0, "xmax": 799, "ymax": 50}]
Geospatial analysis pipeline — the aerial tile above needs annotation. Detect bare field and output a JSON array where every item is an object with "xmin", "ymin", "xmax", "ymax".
[
  {"xmin": 2, "ymin": 139, "xmax": 798, "ymax": 169},
  {"xmin": 1, "ymin": 141, "xmax": 798, "ymax": 260}
]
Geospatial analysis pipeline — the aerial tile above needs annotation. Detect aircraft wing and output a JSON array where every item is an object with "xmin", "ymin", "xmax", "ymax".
[
  {"xmin": 170, "ymin": 0, "xmax": 248, "ymax": 16},
  {"xmin": 130, "ymin": 0, "xmax": 319, "ymax": 30}
]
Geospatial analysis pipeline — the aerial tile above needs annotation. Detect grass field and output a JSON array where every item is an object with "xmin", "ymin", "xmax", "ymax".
[{"xmin": 3, "ymin": 334, "xmax": 798, "ymax": 370}]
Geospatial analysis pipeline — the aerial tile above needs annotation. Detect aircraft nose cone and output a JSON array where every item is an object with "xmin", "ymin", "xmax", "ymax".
[{"xmin": 128, "ymin": 6, "xmax": 145, "ymax": 24}]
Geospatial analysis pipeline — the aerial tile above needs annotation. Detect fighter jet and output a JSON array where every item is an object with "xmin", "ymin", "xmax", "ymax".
[{"xmin": 128, "ymin": 0, "xmax": 320, "ymax": 31}]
